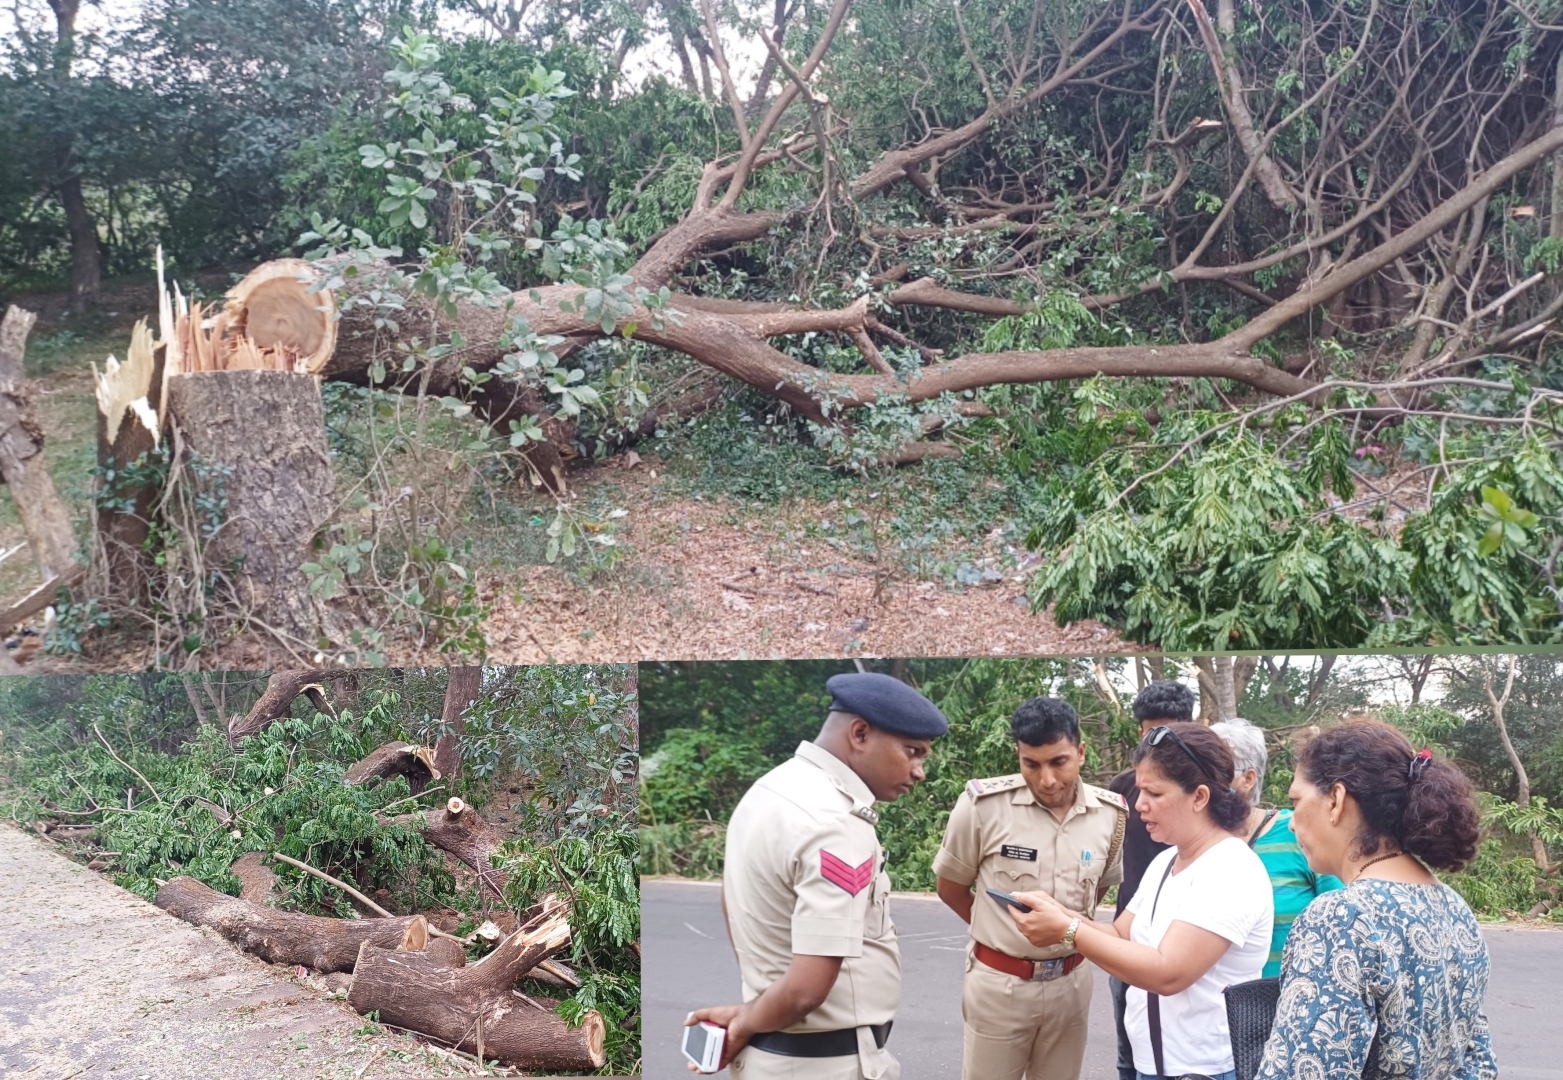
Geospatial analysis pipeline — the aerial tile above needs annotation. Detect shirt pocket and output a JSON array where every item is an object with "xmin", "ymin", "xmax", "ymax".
[
  {"xmin": 865, "ymin": 864, "xmax": 891, "ymax": 938},
  {"xmin": 993, "ymin": 863, "xmax": 1040, "ymax": 897}
]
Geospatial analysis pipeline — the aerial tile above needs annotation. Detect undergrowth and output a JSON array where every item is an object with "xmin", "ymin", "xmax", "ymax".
[{"xmin": 0, "ymin": 669, "xmax": 640, "ymax": 1075}]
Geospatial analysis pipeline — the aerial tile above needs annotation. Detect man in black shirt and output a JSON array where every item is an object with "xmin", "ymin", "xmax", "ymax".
[{"xmin": 1105, "ymin": 679, "xmax": 1197, "ymax": 1080}]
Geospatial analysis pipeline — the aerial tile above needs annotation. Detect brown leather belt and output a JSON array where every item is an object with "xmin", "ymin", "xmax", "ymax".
[{"xmin": 975, "ymin": 942, "xmax": 1086, "ymax": 981}]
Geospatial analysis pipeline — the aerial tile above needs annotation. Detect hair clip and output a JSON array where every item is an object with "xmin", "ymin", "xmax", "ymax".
[{"xmin": 1407, "ymin": 748, "xmax": 1433, "ymax": 782}]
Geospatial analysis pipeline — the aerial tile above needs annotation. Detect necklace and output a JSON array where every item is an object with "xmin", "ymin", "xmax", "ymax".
[{"xmin": 1352, "ymin": 849, "xmax": 1404, "ymax": 882}]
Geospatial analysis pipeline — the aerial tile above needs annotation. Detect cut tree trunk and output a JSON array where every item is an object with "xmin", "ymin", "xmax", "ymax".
[
  {"xmin": 230, "ymin": 851, "xmax": 277, "ymax": 905},
  {"xmin": 228, "ymin": 670, "xmax": 326, "ymax": 746},
  {"xmin": 154, "ymin": 875, "xmax": 424, "ymax": 973},
  {"xmin": 347, "ymin": 903, "xmax": 605, "ymax": 1072},
  {"xmin": 344, "ymin": 741, "xmax": 439, "ymax": 794},
  {"xmin": 432, "ymin": 666, "xmax": 483, "ymax": 781},
  {"xmin": 164, "ymin": 369, "xmax": 339, "ymax": 646},
  {"xmin": 391, "ymin": 797, "xmax": 508, "ymax": 900},
  {"xmin": 1, "ymin": 305, "xmax": 83, "ymax": 583}
]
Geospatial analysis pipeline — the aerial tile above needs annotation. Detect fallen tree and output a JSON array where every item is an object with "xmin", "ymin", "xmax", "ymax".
[
  {"xmin": 387, "ymin": 796, "xmax": 508, "ymax": 901},
  {"xmin": 154, "ymin": 874, "xmax": 424, "ymax": 972},
  {"xmin": 227, "ymin": 670, "xmax": 331, "ymax": 745},
  {"xmin": 347, "ymin": 900, "xmax": 606, "ymax": 1072}
]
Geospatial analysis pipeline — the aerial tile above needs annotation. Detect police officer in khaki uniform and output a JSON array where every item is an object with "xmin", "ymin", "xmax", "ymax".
[
  {"xmin": 933, "ymin": 697, "xmax": 1126, "ymax": 1080},
  {"xmin": 686, "ymin": 672, "xmax": 948, "ymax": 1080}
]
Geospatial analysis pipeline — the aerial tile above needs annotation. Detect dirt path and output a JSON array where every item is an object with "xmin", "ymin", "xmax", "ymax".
[{"xmin": 0, "ymin": 823, "xmax": 476, "ymax": 1080}]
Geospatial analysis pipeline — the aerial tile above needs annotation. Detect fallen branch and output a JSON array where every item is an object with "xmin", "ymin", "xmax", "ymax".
[
  {"xmin": 347, "ymin": 903, "xmax": 605, "ymax": 1072},
  {"xmin": 92, "ymin": 723, "xmax": 162, "ymax": 803},
  {"xmin": 154, "ymin": 875, "xmax": 425, "ymax": 972}
]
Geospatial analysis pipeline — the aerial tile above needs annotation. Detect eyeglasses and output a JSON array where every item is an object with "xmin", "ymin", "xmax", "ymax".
[{"xmin": 1145, "ymin": 725, "xmax": 1220, "ymax": 786}]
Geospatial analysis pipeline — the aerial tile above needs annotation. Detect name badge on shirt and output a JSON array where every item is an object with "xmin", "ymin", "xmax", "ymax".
[{"xmin": 1001, "ymin": 844, "xmax": 1038, "ymax": 861}]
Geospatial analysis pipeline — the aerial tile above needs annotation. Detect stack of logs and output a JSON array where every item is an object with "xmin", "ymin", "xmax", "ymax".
[{"xmin": 150, "ymin": 793, "xmax": 607, "ymax": 1072}]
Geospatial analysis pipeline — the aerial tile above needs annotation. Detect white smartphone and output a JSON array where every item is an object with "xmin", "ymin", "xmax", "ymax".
[{"xmin": 682, "ymin": 1020, "xmax": 726, "ymax": 1073}]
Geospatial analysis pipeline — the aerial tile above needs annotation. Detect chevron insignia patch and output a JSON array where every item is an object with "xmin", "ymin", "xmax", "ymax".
[{"xmin": 819, "ymin": 850, "xmax": 874, "ymax": 896}]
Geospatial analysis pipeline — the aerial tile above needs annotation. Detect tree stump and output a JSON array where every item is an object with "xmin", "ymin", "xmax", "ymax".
[
  {"xmin": 347, "ymin": 904, "xmax": 605, "ymax": 1072},
  {"xmin": 1, "ymin": 305, "xmax": 82, "ymax": 584},
  {"xmin": 92, "ymin": 318, "xmax": 165, "ymax": 601},
  {"xmin": 154, "ymin": 875, "xmax": 422, "ymax": 973},
  {"xmin": 163, "ymin": 369, "xmax": 338, "ymax": 644}
]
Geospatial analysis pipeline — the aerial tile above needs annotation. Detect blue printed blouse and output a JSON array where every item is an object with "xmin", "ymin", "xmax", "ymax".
[{"xmin": 1254, "ymin": 878, "xmax": 1498, "ymax": 1080}]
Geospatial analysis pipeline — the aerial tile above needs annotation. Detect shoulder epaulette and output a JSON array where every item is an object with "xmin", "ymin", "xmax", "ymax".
[
  {"xmin": 1084, "ymin": 782, "xmax": 1128, "ymax": 811},
  {"xmin": 966, "ymin": 775, "xmax": 1026, "ymax": 799}
]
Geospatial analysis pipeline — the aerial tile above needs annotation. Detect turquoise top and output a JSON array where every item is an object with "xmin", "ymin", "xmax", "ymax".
[{"xmin": 1252, "ymin": 808, "xmax": 1343, "ymax": 977}]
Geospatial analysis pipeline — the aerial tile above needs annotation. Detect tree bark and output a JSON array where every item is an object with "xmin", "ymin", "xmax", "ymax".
[
  {"xmin": 433, "ymin": 666, "xmax": 483, "ymax": 781},
  {"xmin": 347, "ymin": 904, "xmax": 605, "ymax": 1072},
  {"xmin": 230, "ymin": 851, "xmax": 277, "ymax": 906},
  {"xmin": 1, "ymin": 305, "xmax": 82, "ymax": 584},
  {"xmin": 1483, "ymin": 656, "xmax": 1549, "ymax": 871},
  {"xmin": 393, "ymin": 797, "xmax": 508, "ymax": 900},
  {"xmin": 164, "ymin": 370, "xmax": 339, "ymax": 646},
  {"xmin": 154, "ymin": 875, "xmax": 423, "ymax": 973},
  {"xmin": 47, "ymin": 0, "xmax": 100, "ymax": 303},
  {"xmin": 344, "ymin": 741, "xmax": 438, "ymax": 794},
  {"xmin": 228, "ymin": 670, "xmax": 323, "ymax": 746}
]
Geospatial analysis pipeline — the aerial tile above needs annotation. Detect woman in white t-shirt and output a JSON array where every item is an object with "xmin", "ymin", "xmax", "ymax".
[{"xmin": 1009, "ymin": 722, "xmax": 1273, "ymax": 1080}]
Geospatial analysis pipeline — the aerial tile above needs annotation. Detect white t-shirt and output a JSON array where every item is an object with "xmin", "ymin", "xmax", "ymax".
[{"xmin": 1124, "ymin": 837, "xmax": 1274, "ymax": 1077}]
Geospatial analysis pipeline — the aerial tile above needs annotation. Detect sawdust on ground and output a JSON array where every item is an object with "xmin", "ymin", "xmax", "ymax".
[{"xmin": 0, "ymin": 823, "xmax": 486, "ymax": 1079}]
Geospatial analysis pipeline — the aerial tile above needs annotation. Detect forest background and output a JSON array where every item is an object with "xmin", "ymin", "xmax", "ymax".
[
  {"xmin": 5, "ymin": 0, "xmax": 1563, "ymax": 658},
  {"xmin": 0, "ymin": 664, "xmax": 642, "ymax": 1075},
  {"xmin": 639, "ymin": 654, "xmax": 1563, "ymax": 921}
]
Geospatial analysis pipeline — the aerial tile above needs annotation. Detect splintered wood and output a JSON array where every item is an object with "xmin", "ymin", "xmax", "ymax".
[{"xmin": 168, "ymin": 257, "xmax": 336, "ymax": 375}]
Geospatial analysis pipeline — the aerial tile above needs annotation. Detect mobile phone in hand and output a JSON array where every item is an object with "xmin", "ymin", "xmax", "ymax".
[
  {"xmin": 682, "ymin": 1019, "xmax": 726, "ymax": 1073},
  {"xmin": 986, "ymin": 887, "xmax": 1033, "ymax": 913}
]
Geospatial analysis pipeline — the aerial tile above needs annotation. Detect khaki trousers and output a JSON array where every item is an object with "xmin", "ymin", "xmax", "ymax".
[
  {"xmin": 960, "ymin": 950, "xmax": 1093, "ymax": 1080},
  {"xmin": 731, "ymin": 1028, "xmax": 900, "ymax": 1080}
]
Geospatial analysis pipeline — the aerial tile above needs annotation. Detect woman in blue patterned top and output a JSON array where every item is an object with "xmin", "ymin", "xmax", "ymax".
[
  {"xmin": 1256, "ymin": 720, "xmax": 1497, "ymax": 1080},
  {"xmin": 1211, "ymin": 718, "xmax": 1343, "ymax": 977}
]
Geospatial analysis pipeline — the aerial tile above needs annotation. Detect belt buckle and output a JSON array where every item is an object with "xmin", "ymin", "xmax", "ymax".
[{"xmin": 1033, "ymin": 958, "xmax": 1065, "ymax": 982}]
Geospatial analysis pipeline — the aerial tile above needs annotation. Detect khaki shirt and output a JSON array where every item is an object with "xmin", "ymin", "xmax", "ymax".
[
  {"xmin": 932, "ymin": 777, "xmax": 1126, "ymax": 960},
  {"xmin": 722, "ymin": 741, "xmax": 899, "ymax": 1032}
]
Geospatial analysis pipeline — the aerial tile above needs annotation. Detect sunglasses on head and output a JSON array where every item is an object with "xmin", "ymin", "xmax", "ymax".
[{"xmin": 1145, "ymin": 725, "xmax": 1220, "ymax": 786}]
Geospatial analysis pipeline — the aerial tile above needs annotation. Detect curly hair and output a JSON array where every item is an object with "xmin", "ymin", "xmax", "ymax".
[
  {"xmin": 1132, "ymin": 680, "xmax": 1196, "ymax": 724},
  {"xmin": 1296, "ymin": 720, "xmax": 1480, "ymax": 872}
]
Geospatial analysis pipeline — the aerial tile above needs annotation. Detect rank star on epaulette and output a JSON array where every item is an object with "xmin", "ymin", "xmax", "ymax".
[
  {"xmin": 966, "ymin": 775, "xmax": 1025, "ymax": 798},
  {"xmin": 851, "ymin": 805, "xmax": 880, "ymax": 825}
]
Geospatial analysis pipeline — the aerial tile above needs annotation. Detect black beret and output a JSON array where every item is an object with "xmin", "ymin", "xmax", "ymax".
[{"xmin": 826, "ymin": 672, "xmax": 948, "ymax": 738}]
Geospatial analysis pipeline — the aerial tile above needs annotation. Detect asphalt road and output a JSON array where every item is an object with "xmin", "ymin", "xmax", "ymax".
[{"xmin": 643, "ymin": 878, "xmax": 1563, "ymax": 1080}]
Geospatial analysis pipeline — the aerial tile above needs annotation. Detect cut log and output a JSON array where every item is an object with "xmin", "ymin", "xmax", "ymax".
[
  {"xmin": 343, "ymin": 741, "xmax": 439, "ymax": 794},
  {"xmin": 228, "ymin": 671, "xmax": 327, "ymax": 746},
  {"xmin": 220, "ymin": 260, "xmax": 337, "ymax": 374},
  {"xmin": 348, "ymin": 904, "xmax": 605, "ymax": 1072},
  {"xmin": 154, "ymin": 875, "xmax": 424, "ymax": 973},
  {"xmin": 392, "ymin": 797, "xmax": 508, "ymax": 900},
  {"xmin": 230, "ymin": 851, "xmax": 277, "ymax": 906},
  {"xmin": 0, "ymin": 305, "xmax": 83, "ymax": 583},
  {"xmin": 163, "ymin": 368, "xmax": 339, "ymax": 645}
]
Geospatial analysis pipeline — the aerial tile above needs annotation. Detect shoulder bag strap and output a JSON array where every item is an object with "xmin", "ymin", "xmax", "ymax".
[
  {"xmin": 1248, "ymin": 809, "xmax": 1279, "ymax": 847},
  {"xmin": 1146, "ymin": 859, "xmax": 1176, "ymax": 1080},
  {"xmin": 1106, "ymin": 798, "xmax": 1129, "ymax": 877}
]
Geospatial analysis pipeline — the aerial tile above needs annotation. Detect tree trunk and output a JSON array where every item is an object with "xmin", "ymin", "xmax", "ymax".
[
  {"xmin": 344, "ymin": 741, "xmax": 438, "ymax": 793},
  {"xmin": 164, "ymin": 370, "xmax": 339, "ymax": 646},
  {"xmin": 0, "ymin": 305, "xmax": 82, "ymax": 583},
  {"xmin": 228, "ymin": 670, "xmax": 323, "ymax": 746},
  {"xmin": 1483, "ymin": 656, "xmax": 1549, "ymax": 871},
  {"xmin": 154, "ymin": 875, "xmax": 423, "ymax": 972},
  {"xmin": 60, "ymin": 173, "xmax": 101, "ymax": 303},
  {"xmin": 433, "ymin": 666, "xmax": 483, "ymax": 780},
  {"xmin": 230, "ymin": 851, "xmax": 277, "ymax": 906},
  {"xmin": 393, "ymin": 797, "xmax": 508, "ymax": 900},
  {"xmin": 347, "ymin": 904, "xmax": 606, "ymax": 1072}
]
